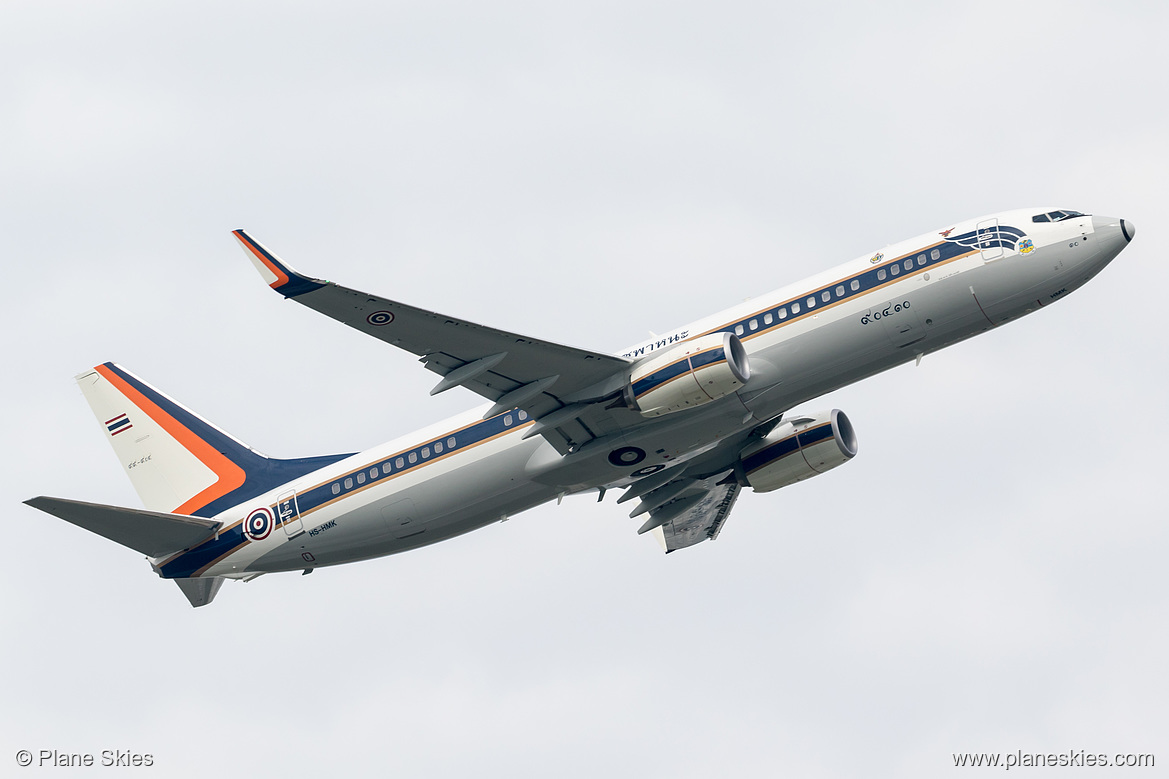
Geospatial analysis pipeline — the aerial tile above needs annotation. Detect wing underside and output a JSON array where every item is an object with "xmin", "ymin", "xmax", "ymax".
[
  {"xmin": 234, "ymin": 230, "xmax": 635, "ymax": 453},
  {"xmin": 648, "ymin": 483, "xmax": 742, "ymax": 552}
]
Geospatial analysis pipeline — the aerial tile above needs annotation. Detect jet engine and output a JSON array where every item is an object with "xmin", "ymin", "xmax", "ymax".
[
  {"xmin": 627, "ymin": 332, "xmax": 750, "ymax": 418},
  {"xmin": 738, "ymin": 409, "xmax": 857, "ymax": 492}
]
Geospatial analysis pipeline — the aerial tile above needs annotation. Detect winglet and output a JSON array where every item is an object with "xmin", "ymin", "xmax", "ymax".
[{"xmin": 232, "ymin": 229, "xmax": 327, "ymax": 298}]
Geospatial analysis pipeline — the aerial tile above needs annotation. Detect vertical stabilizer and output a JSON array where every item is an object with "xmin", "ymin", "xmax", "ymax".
[
  {"xmin": 77, "ymin": 364, "xmax": 245, "ymax": 515},
  {"xmin": 75, "ymin": 363, "xmax": 351, "ymax": 518}
]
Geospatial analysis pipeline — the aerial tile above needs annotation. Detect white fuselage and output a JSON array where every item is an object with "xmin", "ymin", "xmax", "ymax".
[{"xmin": 157, "ymin": 209, "xmax": 1129, "ymax": 580}]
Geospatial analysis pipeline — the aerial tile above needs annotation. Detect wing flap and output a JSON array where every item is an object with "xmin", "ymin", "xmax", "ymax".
[
  {"xmin": 650, "ymin": 482, "xmax": 742, "ymax": 553},
  {"xmin": 25, "ymin": 497, "xmax": 221, "ymax": 558}
]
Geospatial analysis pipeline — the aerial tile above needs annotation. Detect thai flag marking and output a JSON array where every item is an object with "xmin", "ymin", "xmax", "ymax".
[{"xmin": 106, "ymin": 413, "xmax": 133, "ymax": 436}]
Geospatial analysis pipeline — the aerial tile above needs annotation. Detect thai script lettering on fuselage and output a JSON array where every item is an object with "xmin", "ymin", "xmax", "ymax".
[{"xmin": 622, "ymin": 330, "xmax": 690, "ymax": 359}]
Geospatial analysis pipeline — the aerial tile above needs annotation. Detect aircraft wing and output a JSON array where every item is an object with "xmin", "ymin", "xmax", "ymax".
[
  {"xmin": 650, "ymin": 482, "xmax": 742, "ymax": 552},
  {"xmin": 234, "ymin": 231, "xmax": 634, "ymax": 453},
  {"xmin": 614, "ymin": 427, "xmax": 761, "ymax": 551}
]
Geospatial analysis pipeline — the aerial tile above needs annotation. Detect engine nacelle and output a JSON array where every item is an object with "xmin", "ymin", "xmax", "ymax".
[
  {"xmin": 738, "ymin": 409, "xmax": 857, "ymax": 493},
  {"xmin": 627, "ymin": 332, "xmax": 751, "ymax": 418}
]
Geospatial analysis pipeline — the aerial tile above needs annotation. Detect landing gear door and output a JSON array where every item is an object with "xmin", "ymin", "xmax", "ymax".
[
  {"xmin": 278, "ymin": 490, "xmax": 304, "ymax": 539},
  {"xmin": 976, "ymin": 217, "xmax": 1005, "ymax": 262}
]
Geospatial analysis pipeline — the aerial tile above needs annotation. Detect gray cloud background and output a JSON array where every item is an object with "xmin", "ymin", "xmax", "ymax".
[{"xmin": 3, "ymin": 1, "xmax": 1164, "ymax": 776}]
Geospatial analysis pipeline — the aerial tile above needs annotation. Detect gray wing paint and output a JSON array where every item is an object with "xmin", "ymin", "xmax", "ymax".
[
  {"xmin": 234, "ymin": 230, "xmax": 633, "ymax": 453},
  {"xmin": 654, "ymin": 483, "xmax": 742, "ymax": 552},
  {"xmin": 24, "ymin": 497, "xmax": 221, "ymax": 558}
]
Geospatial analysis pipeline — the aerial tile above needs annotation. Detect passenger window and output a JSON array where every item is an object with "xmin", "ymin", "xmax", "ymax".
[
  {"xmin": 821, "ymin": 291, "xmax": 831, "ymax": 303},
  {"xmin": 332, "ymin": 483, "xmax": 341, "ymax": 495},
  {"xmin": 890, "ymin": 264, "xmax": 900, "ymax": 276},
  {"xmin": 344, "ymin": 478, "xmax": 353, "ymax": 489},
  {"xmin": 396, "ymin": 457, "xmax": 405, "ymax": 468},
  {"xmin": 878, "ymin": 269, "xmax": 887, "ymax": 280},
  {"xmin": 356, "ymin": 472, "xmax": 365, "ymax": 484},
  {"xmin": 850, "ymin": 280, "xmax": 860, "ymax": 291},
  {"xmin": 903, "ymin": 259, "xmax": 912, "ymax": 271},
  {"xmin": 835, "ymin": 285, "xmax": 845, "ymax": 297},
  {"xmin": 791, "ymin": 302, "xmax": 801, "ymax": 314},
  {"xmin": 434, "ymin": 441, "xmax": 443, "ymax": 454},
  {"xmin": 518, "ymin": 410, "xmax": 528, "ymax": 420},
  {"xmin": 422, "ymin": 446, "xmax": 430, "ymax": 458},
  {"xmin": 749, "ymin": 319, "xmax": 758, "ymax": 331},
  {"xmin": 447, "ymin": 437, "xmax": 456, "ymax": 448},
  {"xmin": 778, "ymin": 308, "xmax": 788, "ymax": 319},
  {"xmin": 735, "ymin": 324, "xmax": 744, "ymax": 335},
  {"xmin": 764, "ymin": 312, "xmax": 773, "ymax": 324},
  {"xmin": 370, "ymin": 468, "xmax": 378, "ymax": 479},
  {"xmin": 408, "ymin": 452, "xmax": 417, "ymax": 464},
  {"xmin": 931, "ymin": 248, "xmax": 940, "ymax": 260},
  {"xmin": 503, "ymin": 415, "xmax": 513, "ymax": 427},
  {"xmin": 917, "ymin": 254, "xmax": 926, "ymax": 266},
  {"xmin": 382, "ymin": 463, "xmax": 391, "ymax": 474},
  {"xmin": 807, "ymin": 297, "xmax": 816, "ymax": 308}
]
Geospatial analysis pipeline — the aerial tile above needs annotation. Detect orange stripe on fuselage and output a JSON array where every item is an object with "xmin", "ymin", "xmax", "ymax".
[
  {"xmin": 233, "ymin": 230, "xmax": 289, "ymax": 289},
  {"xmin": 96, "ymin": 364, "xmax": 246, "ymax": 515}
]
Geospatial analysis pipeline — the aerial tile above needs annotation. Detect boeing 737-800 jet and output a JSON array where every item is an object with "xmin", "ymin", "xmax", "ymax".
[{"xmin": 26, "ymin": 209, "xmax": 1134, "ymax": 606}]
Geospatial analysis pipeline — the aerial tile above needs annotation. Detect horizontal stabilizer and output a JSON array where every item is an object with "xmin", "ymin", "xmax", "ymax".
[
  {"xmin": 174, "ymin": 577, "xmax": 225, "ymax": 607},
  {"xmin": 25, "ymin": 497, "xmax": 221, "ymax": 558}
]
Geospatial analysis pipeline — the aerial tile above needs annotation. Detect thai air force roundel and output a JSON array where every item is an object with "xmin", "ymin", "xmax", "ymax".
[{"xmin": 244, "ymin": 507, "xmax": 274, "ymax": 541}]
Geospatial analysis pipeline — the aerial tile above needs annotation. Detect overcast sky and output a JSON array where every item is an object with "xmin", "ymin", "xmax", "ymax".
[{"xmin": 3, "ymin": 1, "xmax": 1165, "ymax": 776}]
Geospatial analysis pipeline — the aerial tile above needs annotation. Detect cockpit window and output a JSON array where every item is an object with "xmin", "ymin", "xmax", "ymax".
[{"xmin": 1032, "ymin": 209, "xmax": 1087, "ymax": 223}]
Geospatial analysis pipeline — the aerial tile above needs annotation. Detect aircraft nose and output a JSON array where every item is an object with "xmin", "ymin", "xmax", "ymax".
[{"xmin": 1090, "ymin": 215, "xmax": 1132, "ymax": 247}]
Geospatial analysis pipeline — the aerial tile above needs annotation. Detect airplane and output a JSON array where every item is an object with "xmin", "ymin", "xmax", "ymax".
[{"xmin": 25, "ymin": 208, "xmax": 1135, "ymax": 606}]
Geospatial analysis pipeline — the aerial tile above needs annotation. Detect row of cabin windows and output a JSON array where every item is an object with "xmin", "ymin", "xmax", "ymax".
[
  {"xmin": 732, "ymin": 249, "xmax": 941, "ymax": 336},
  {"xmin": 503, "ymin": 410, "xmax": 529, "ymax": 427},
  {"xmin": 330, "ymin": 435, "xmax": 461, "ymax": 495}
]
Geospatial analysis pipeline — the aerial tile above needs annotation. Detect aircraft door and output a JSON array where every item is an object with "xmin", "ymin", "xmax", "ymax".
[
  {"xmin": 277, "ymin": 490, "xmax": 304, "ymax": 538},
  {"xmin": 976, "ymin": 217, "xmax": 1005, "ymax": 262}
]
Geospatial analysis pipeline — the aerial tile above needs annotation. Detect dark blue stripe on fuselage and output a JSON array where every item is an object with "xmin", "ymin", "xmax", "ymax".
[
  {"xmin": 158, "ymin": 525, "xmax": 248, "ymax": 579},
  {"xmin": 157, "ymin": 407, "xmax": 533, "ymax": 578},
  {"xmin": 704, "ymin": 229, "xmax": 1019, "ymax": 345}
]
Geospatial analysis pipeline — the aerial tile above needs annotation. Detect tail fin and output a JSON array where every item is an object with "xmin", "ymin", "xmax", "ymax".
[{"xmin": 76, "ymin": 363, "xmax": 350, "ymax": 518}]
